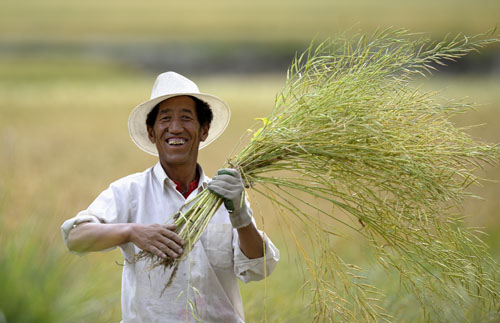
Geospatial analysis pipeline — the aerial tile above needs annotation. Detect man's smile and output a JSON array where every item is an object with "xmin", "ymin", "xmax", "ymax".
[{"xmin": 166, "ymin": 137, "xmax": 187, "ymax": 146}]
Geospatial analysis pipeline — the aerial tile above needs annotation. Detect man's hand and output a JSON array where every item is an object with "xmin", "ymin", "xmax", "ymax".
[
  {"xmin": 207, "ymin": 168, "xmax": 252, "ymax": 229},
  {"xmin": 129, "ymin": 223, "xmax": 185, "ymax": 259}
]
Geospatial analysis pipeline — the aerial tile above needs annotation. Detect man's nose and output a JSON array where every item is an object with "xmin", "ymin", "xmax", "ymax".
[{"xmin": 168, "ymin": 118, "xmax": 183, "ymax": 133}]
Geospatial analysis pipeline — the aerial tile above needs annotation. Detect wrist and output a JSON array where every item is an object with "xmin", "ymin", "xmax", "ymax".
[{"xmin": 125, "ymin": 223, "xmax": 138, "ymax": 244}]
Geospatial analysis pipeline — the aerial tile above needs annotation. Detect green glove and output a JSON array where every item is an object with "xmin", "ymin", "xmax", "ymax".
[{"xmin": 207, "ymin": 168, "xmax": 253, "ymax": 229}]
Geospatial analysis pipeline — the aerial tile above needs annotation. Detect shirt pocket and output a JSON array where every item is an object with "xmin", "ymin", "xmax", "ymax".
[{"xmin": 201, "ymin": 223, "xmax": 234, "ymax": 269}]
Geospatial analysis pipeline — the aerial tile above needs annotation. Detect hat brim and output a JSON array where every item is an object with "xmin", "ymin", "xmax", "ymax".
[{"xmin": 128, "ymin": 93, "xmax": 231, "ymax": 156}]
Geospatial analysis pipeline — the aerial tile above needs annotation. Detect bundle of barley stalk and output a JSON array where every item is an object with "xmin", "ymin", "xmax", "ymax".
[{"xmin": 137, "ymin": 28, "xmax": 500, "ymax": 321}]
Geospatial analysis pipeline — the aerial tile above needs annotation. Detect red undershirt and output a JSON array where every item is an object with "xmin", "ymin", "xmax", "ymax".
[{"xmin": 172, "ymin": 174, "xmax": 200, "ymax": 199}]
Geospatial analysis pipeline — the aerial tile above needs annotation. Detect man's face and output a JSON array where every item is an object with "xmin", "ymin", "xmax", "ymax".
[{"xmin": 147, "ymin": 96, "xmax": 209, "ymax": 168}]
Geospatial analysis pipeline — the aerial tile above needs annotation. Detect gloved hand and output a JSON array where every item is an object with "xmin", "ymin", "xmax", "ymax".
[{"xmin": 207, "ymin": 168, "xmax": 252, "ymax": 229}]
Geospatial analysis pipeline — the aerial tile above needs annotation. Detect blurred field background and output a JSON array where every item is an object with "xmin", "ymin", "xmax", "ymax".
[{"xmin": 1, "ymin": 0, "xmax": 499, "ymax": 322}]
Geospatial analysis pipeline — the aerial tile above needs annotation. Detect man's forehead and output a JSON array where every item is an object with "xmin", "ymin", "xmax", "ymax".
[
  {"xmin": 157, "ymin": 106, "xmax": 195, "ymax": 114},
  {"xmin": 157, "ymin": 96, "xmax": 196, "ymax": 114}
]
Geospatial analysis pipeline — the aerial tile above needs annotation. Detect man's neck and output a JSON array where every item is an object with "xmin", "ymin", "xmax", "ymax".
[{"xmin": 160, "ymin": 160, "xmax": 198, "ymax": 192}]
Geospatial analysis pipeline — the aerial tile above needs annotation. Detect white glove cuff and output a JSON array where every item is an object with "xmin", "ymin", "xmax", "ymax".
[{"xmin": 230, "ymin": 205, "xmax": 253, "ymax": 229}]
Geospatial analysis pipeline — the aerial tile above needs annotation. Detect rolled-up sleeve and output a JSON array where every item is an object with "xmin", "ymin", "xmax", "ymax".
[
  {"xmin": 61, "ymin": 212, "xmax": 104, "ymax": 252},
  {"xmin": 61, "ymin": 184, "xmax": 125, "ymax": 254},
  {"xmin": 233, "ymin": 231, "xmax": 280, "ymax": 283}
]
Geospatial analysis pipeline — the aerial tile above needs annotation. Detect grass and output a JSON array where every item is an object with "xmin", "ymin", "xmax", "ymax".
[
  {"xmin": 0, "ymin": 207, "xmax": 121, "ymax": 322},
  {"xmin": 1, "ymin": 56, "xmax": 500, "ymax": 321},
  {"xmin": 1, "ymin": 0, "xmax": 499, "ymax": 42}
]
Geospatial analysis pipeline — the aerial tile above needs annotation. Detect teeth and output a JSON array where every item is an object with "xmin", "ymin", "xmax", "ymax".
[{"xmin": 167, "ymin": 138, "xmax": 186, "ymax": 145}]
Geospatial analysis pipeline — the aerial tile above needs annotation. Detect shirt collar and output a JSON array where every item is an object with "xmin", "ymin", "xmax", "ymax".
[{"xmin": 153, "ymin": 161, "xmax": 209, "ymax": 193}]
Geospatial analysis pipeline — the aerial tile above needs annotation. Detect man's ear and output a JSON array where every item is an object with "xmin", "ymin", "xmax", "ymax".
[
  {"xmin": 200, "ymin": 124, "xmax": 210, "ymax": 142},
  {"xmin": 147, "ymin": 125, "xmax": 156, "ymax": 144}
]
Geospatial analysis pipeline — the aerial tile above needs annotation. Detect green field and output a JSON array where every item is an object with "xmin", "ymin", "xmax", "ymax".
[
  {"xmin": 1, "ymin": 1, "xmax": 500, "ymax": 321},
  {"xmin": 1, "ymin": 58, "xmax": 499, "ymax": 321},
  {"xmin": 1, "ymin": 0, "xmax": 499, "ymax": 42}
]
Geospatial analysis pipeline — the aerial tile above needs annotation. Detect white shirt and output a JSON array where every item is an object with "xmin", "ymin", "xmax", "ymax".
[{"xmin": 61, "ymin": 162, "xmax": 279, "ymax": 323}]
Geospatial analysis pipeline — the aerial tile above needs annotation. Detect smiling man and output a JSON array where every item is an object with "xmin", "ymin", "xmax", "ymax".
[
  {"xmin": 147, "ymin": 96, "xmax": 209, "ymax": 193},
  {"xmin": 61, "ymin": 72, "xmax": 279, "ymax": 322}
]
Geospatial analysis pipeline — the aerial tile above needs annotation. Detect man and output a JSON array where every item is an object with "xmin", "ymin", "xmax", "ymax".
[{"xmin": 61, "ymin": 72, "xmax": 279, "ymax": 322}]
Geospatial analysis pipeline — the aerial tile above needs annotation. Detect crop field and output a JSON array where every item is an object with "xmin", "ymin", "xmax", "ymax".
[
  {"xmin": 1, "ymin": 0, "xmax": 499, "ymax": 42},
  {"xmin": 1, "ymin": 0, "xmax": 500, "ymax": 321},
  {"xmin": 1, "ymin": 58, "xmax": 499, "ymax": 321}
]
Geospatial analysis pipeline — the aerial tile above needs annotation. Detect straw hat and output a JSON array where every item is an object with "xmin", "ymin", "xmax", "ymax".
[{"xmin": 128, "ymin": 71, "xmax": 231, "ymax": 156}]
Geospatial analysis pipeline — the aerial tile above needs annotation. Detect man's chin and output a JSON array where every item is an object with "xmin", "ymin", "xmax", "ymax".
[
  {"xmin": 156, "ymin": 142, "xmax": 200, "ymax": 165},
  {"xmin": 159, "ymin": 144, "xmax": 188, "ymax": 156},
  {"xmin": 160, "ymin": 151, "xmax": 198, "ymax": 166}
]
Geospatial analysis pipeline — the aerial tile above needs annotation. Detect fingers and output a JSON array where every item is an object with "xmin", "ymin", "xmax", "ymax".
[
  {"xmin": 210, "ymin": 176, "xmax": 240, "ymax": 190},
  {"xmin": 207, "ymin": 181, "xmax": 235, "ymax": 198},
  {"xmin": 152, "ymin": 238, "xmax": 182, "ymax": 259},
  {"xmin": 154, "ymin": 237, "xmax": 180, "ymax": 257},
  {"xmin": 155, "ymin": 226, "xmax": 185, "ymax": 258},
  {"xmin": 131, "ymin": 223, "xmax": 185, "ymax": 259},
  {"xmin": 143, "ymin": 237, "xmax": 183, "ymax": 260},
  {"xmin": 163, "ymin": 224, "xmax": 185, "ymax": 246},
  {"xmin": 214, "ymin": 168, "xmax": 243, "ymax": 186},
  {"xmin": 217, "ymin": 168, "xmax": 240, "ymax": 178},
  {"xmin": 208, "ymin": 171, "xmax": 244, "ymax": 200},
  {"xmin": 149, "ymin": 245, "xmax": 168, "ymax": 259},
  {"xmin": 165, "ymin": 224, "xmax": 177, "ymax": 231}
]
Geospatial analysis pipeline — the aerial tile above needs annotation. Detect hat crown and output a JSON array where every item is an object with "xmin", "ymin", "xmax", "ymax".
[{"xmin": 150, "ymin": 72, "xmax": 200, "ymax": 100}]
